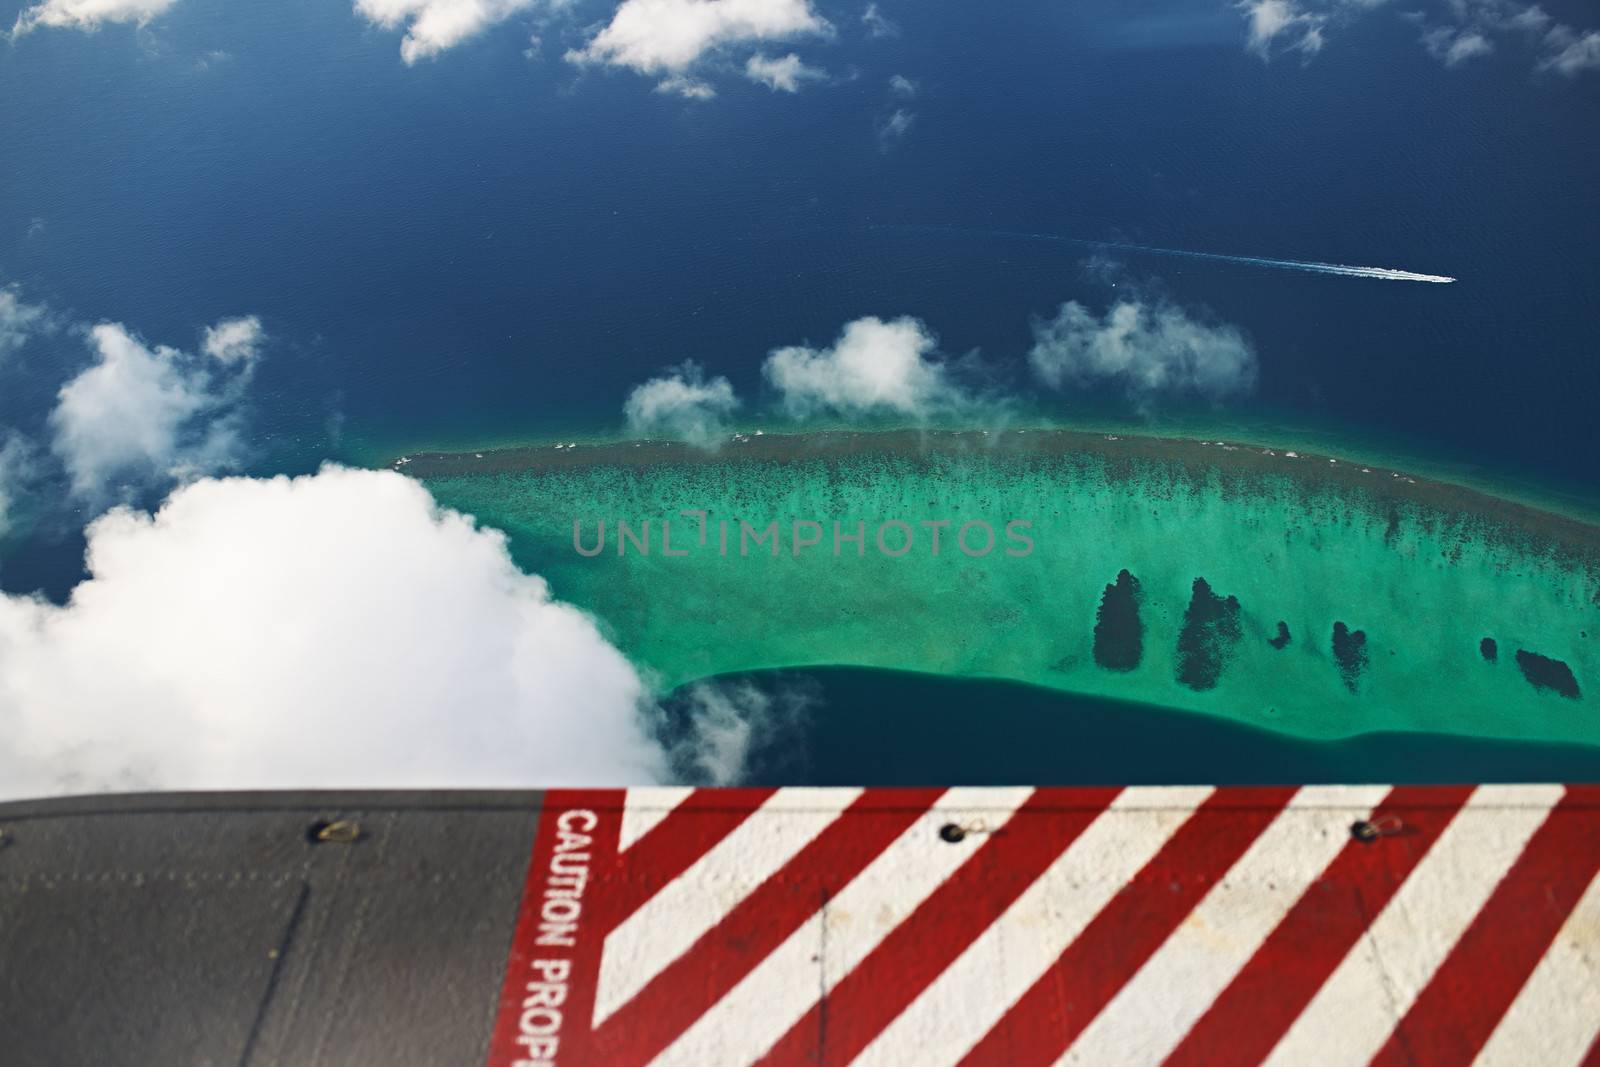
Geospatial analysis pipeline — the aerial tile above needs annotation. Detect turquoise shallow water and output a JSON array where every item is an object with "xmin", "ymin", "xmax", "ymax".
[
  {"xmin": 420, "ymin": 433, "xmax": 1600, "ymax": 748},
  {"xmin": 666, "ymin": 667, "xmax": 1600, "ymax": 786}
]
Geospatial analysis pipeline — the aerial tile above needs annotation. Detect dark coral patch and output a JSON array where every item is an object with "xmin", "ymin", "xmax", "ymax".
[
  {"xmin": 1332, "ymin": 621, "xmax": 1368, "ymax": 693},
  {"xmin": 1093, "ymin": 569, "xmax": 1143, "ymax": 672},
  {"xmin": 1269, "ymin": 621, "xmax": 1292, "ymax": 650},
  {"xmin": 1515, "ymin": 650, "xmax": 1581, "ymax": 699},
  {"xmin": 1176, "ymin": 578, "xmax": 1243, "ymax": 690},
  {"xmin": 1479, "ymin": 637, "xmax": 1498, "ymax": 662}
]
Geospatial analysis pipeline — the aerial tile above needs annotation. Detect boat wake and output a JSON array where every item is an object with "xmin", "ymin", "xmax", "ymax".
[
  {"xmin": 1098, "ymin": 238, "xmax": 1457, "ymax": 284},
  {"xmin": 878, "ymin": 225, "xmax": 1457, "ymax": 284}
]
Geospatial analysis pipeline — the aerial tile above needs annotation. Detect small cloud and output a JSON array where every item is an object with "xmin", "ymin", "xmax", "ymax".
[
  {"xmin": 861, "ymin": 2, "xmax": 898, "ymax": 39},
  {"xmin": 202, "ymin": 314, "xmax": 265, "ymax": 364},
  {"xmin": 0, "ymin": 433, "xmax": 39, "ymax": 540},
  {"xmin": 1422, "ymin": 26, "xmax": 1494, "ymax": 64},
  {"xmin": 12, "ymin": 0, "xmax": 178, "ymax": 36},
  {"xmin": 887, "ymin": 73, "xmax": 917, "ymax": 98},
  {"xmin": 745, "ymin": 51, "xmax": 826, "ymax": 92},
  {"xmin": 624, "ymin": 361, "xmax": 740, "ymax": 447},
  {"xmin": 353, "ymin": 0, "xmax": 541, "ymax": 65},
  {"xmin": 49, "ymin": 320, "xmax": 261, "ymax": 501},
  {"xmin": 523, "ymin": 32, "xmax": 542, "ymax": 60},
  {"xmin": 662, "ymin": 678, "xmax": 815, "ymax": 786},
  {"xmin": 876, "ymin": 106, "xmax": 915, "ymax": 146},
  {"xmin": 194, "ymin": 49, "xmax": 232, "ymax": 71},
  {"xmin": 1540, "ymin": 27, "xmax": 1600, "ymax": 75},
  {"xmin": 1029, "ymin": 287, "xmax": 1258, "ymax": 408},
  {"xmin": 1238, "ymin": 0, "xmax": 1326, "ymax": 58},
  {"xmin": 762, "ymin": 315, "xmax": 975, "ymax": 420},
  {"xmin": 656, "ymin": 74, "xmax": 717, "ymax": 99},
  {"xmin": 0, "ymin": 285, "xmax": 49, "ymax": 362},
  {"xmin": 1248, "ymin": 0, "xmax": 1600, "ymax": 75},
  {"xmin": 1505, "ymin": 5, "xmax": 1552, "ymax": 36},
  {"xmin": 568, "ymin": 0, "xmax": 831, "ymax": 83}
]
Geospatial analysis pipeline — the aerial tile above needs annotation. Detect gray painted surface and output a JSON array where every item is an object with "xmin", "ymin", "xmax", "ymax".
[{"xmin": 0, "ymin": 791, "xmax": 544, "ymax": 1067}]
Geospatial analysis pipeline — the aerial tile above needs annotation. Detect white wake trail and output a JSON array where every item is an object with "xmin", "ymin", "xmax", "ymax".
[
  {"xmin": 1054, "ymin": 233, "xmax": 1457, "ymax": 284},
  {"xmin": 1201, "ymin": 250, "xmax": 1457, "ymax": 284},
  {"xmin": 885, "ymin": 226, "xmax": 1457, "ymax": 284}
]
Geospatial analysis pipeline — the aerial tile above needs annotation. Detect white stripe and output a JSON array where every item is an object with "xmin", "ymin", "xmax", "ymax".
[
  {"xmin": 1056, "ymin": 785, "xmax": 1390, "ymax": 1067},
  {"xmin": 1261, "ymin": 783, "xmax": 1565, "ymax": 1067},
  {"xmin": 649, "ymin": 787, "xmax": 1036, "ymax": 1067},
  {"xmin": 617, "ymin": 786, "xmax": 695, "ymax": 853},
  {"xmin": 593, "ymin": 786, "xmax": 861, "ymax": 1026},
  {"xmin": 1473, "ymin": 865, "xmax": 1600, "ymax": 1067},
  {"xmin": 850, "ymin": 786, "xmax": 1215, "ymax": 1067}
]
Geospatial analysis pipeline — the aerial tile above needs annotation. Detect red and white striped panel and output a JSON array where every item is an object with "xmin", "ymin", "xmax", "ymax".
[{"xmin": 486, "ymin": 785, "xmax": 1600, "ymax": 1067}]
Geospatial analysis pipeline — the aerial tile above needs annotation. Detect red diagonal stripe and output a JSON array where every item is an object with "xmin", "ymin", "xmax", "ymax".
[
  {"xmin": 1583, "ymin": 1028, "xmax": 1600, "ymax": 1067},
  {"xmin": 605, "ymin": 787, "xmax": 777, "ymax": 926},
  {"xmin": 588, "ymin": 788, "xmax": 945, "ymax": 1067},
  {"xmin": 1370, "ymin": 785, "xmax": 1600, "ymax": 1067},
  {"xmin": 755, "ymin": 787, "xmax": 1123, "ymax": 1067},
  {"xmin": 958, "ymin": 787, "xmax": 1297, "ymax": 1067},
  {"xmin": 1162, "ymin": 784, "xmax": 1475, "ymax": 1067},
  {"xmin": 485, "ymin": 789, "xmax": 623, "ymax": 1067}
]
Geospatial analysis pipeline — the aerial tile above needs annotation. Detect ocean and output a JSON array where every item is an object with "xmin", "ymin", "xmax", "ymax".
[
  {"xmin": 3, "ymin": 0, "xmax": 1597, "ymax": 487},
  {"xmin": 662, "ymin": 666, "xmax": 1600, "ymax": 786}
]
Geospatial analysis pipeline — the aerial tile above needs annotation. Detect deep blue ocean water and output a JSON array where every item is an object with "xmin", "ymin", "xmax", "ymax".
[
  {"xmin": 667, "ymin": 667, "xmax": 1600, "ymax": 786},
  {"xmin": 2, "ymin": 0, "xmax": 1598, "ymax": 782},
  {"xmin": 3, "ymin": 0, "xmax": 1597, "ymax": 495}
]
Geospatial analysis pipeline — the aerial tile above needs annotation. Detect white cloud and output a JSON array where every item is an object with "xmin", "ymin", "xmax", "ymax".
[
  {"xmin": 11, "ymin": 0, "xmax": 177, "ymax": 36},
  {"xmin": 1541, "ymin": 27, "xmax": 1600, "ymax": 75},
  {"xmin": 861, "ymin": 2, "xmax": 897, "ymax": 39},
  {"xmin": 763, "ymin": 315, "xmax": 970, "ymax": 419},
  {"xmin": 1029, "ymin": 296, "xmax": 1258, "ymax": 404},
  {"xmin": 1503, "ymin": 4, "xmax": 1551, "ymax": 35},
  {"xmin": 876, "ymin": 107, "xmax": 915, "ymax": 144},
  {"xmin": 1238, "ymin": 0, "xmax": 1327, "ymax": 57},
  {"xmin": 49, "ymin": 319, "xmax": 258, "ymax": 501},
  {"xmin": 0, "ymin": 286, "xmax": 48, "ymax": 361},
  {"xmin": 664, "ymin": 679, "xmax": 813, "ymax": 785},
  {"xmin": 1422, "ymin": 26, "xmax": 1494, "ymax": 64},
  {"xmin": 0, "ymin": 434, "xmax": 38, "ymax": 540},
  {"xmin": 569, "ymin": 0, "xmax": 830, "ymax": 76},
  {"xmin": 353, "ymin": 0, "xmax": 541, "ymax": 64},
  {"xmin": 656, "ymin": 72, "xmax": 718, "ymax": 98},
  {"xmin": 0, "ymin": 467, "xmax": 668, "ymax": 800},
  {"xmin": 623, "ymin": 361, "xmax": 740, "ymax": 446},
  {"xmin": 202, "ymin": 314, "xmax": 265, "ymax": 364},
  {"xmin": 193, "ymin": 50, "xmax": 233, "ymax": 73},
  {"xmin": 1433, "ymin": 1, "xmax": 1600, "ymax": 72},
  {"xmin": 874, "ymin": 76, "xmax": 917, "ymax": 147},
  {"xmin": 1250, "ymin": 0, "xmax": 1600, "ymax": 73},
  {"xmin": 744, "ymin": 51, "xmax": 825, "ymax": 91}
]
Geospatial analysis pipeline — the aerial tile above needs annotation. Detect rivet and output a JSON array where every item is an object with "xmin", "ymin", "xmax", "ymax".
[{"xmin": 307, "ymin": 819, "xmax": 362, "ymax": 844}]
